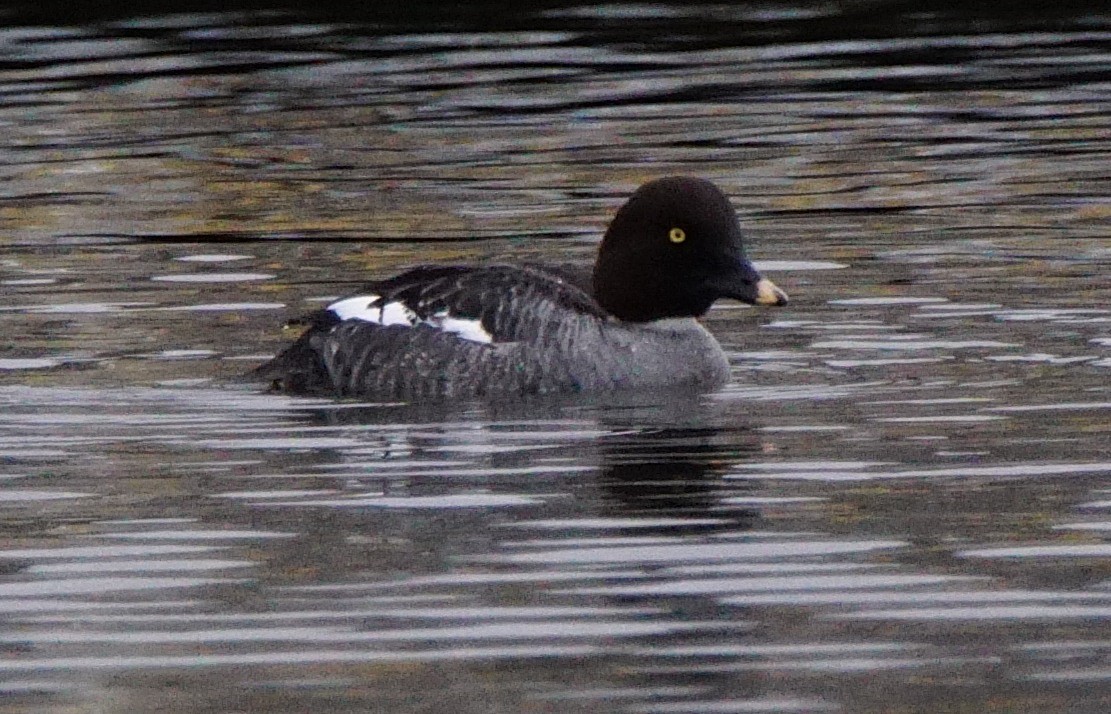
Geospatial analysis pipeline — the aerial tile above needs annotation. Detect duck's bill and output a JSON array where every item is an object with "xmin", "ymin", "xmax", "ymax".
[
  {"xmin": 711, "ymin": 274, "xmax": 788, "ymax": 307},
  {"xmin": 752, "ymin": 277, "xmax": 788, "ymax": 306}
]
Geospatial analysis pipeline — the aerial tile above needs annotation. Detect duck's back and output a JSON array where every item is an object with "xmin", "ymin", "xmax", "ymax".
[{"xmin": 253, "ymin": 263, "xmax": 730, "ymax": 401}]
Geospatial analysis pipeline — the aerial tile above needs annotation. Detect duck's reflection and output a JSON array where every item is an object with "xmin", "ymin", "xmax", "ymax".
[
  {"xmin": 242, "ymin": 392, "xmax": 767, "ymax": 552},
  {"xmin": 593, "ymin": 425, "xmax": 762, "ymax": 537}
]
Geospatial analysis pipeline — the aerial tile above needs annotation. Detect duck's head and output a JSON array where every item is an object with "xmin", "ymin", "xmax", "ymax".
[{"xmin": 593, "ymin": 176, "xmax": 788, "ymax": 322}]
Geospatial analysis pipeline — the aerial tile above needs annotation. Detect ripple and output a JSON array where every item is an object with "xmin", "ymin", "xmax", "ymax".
[
  {"xmin": 813, "ymin": 339, "xmax": 1019, "ymax": 350},
  {"xmin": 630, "ymin": 696, "xmax": 838, "ymax": 713},
  {"xmin": 754, "ymin": 260, "xmax": 848, "ymax": 271},
  {"xmin": 214, "ymin": 489, "xmax": 340, "ymax": 500},
  {"xmin": 874, "ymin": 416, "xmax": 1007, "ymax": 423},
  {"xmin": 483, "ymin": 539, "xmax": 906, "ymax": 565},
  {"xmin": 757, "ymin": 425, "xmax": 852, "ymax": 433},
  {"xmin": 986, "ymin": 353, "xmax": 1097, "ymax": 364},
  {"xmin": 1, "ymin": 278, "xmax": 57, "ymax": 285},
  {"xmin": 561, "ymin": 573, "xmax": 971, "ymax": 597},
  {"xmin": 1054, "ymin": 522, "xmax": 1111, "ymax": 532},
  {"xmin": 503, "ymin": 517, "xmax": 730, "ymax": 530},
  {"xmin": 27, "ymin": 559, "xmax": 254, "ymax": 574},
  {"xmin": 828, "ymin": 605, "xmax": 1111, "ymax": 621},
  {"xmin": 958, "ymin": 545, "xmax": 1111, "ymax": 558},
  {"xmin": 155, "ymin": 302, "xmax": 285, "ymax": 312},
  {"xmin": 918, "ymin": 303, "xmax": 1003, "ymax": 311},
  {"xmin": 990, "ymin": 402, "xmax": 1111, "ymax": 412},
  {"xmin": 0, "ymin": 545, "xmax": 222, "ymax": 559},
  {"xmin": 0, "ymin": 359, "xmax": 61, "ymax": 370},
  {"xmin": 98, "ymin": 529, "xmax": 295, "ymax": 540},
  {"xmin": 151, "ymin": 273, "xmax": 275, "ymax": 283},
  {"xmin": 0, "ymin": 576, "xmax": 242, "ymax": 598},
  {"xmin": 261, "ymin": 494, "xmax": 545, "ymax": 508},
  {"xmin": 193, "ymin": 437, "xmax": 364, "ymax": 449},
  {"xmin": 996, "ymin": 309, "xmax": 1109, "ymax": 322},
  {"xmin": 830, "ymin": 297, "xmax": 949, "ymax": 306},
  {"xmin": 723, "ymin": 589, "xmax": 1111, "ymax": 607},
  {"xmin": 0, "ymin": 489, "xmax": 92, "ymax": 501},
  {"xmin": 825, "ymin": 357, "xmax": 952, "ymax": 367},
  {"xmin": 727, "ymin": 462, "xmax": 1111, "ymax": 482},
  {"xmin": 147, "ymin": 349, "xmax": 219, "ymax": 360},
  {"xmin": 175, "ymin": 254, "xmax": 252, "ymax": 262},
  {"xmin": 0, "ymin": 646, "xmax": 600, "ymax": 673},
  {"xmin": 0, "ymin": 619, "xmax": 733, "ymax": 645},
  {"xmin": 720, "ymin": 497, "xmax": 827, "ymax": 505},
  {"xmin": 9, "ymin": 302, "xmax": 154, "ymax": 314}
]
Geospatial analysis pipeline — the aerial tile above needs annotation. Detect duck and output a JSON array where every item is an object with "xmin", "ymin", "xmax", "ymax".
[{"xmin": 253, "ymin": 176, "xmax": 788, "ymax": 400}]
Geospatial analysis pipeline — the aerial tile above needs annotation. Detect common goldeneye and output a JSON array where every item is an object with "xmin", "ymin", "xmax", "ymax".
[{"xmin": 254, "ymin": 176, "xmax": 788, "ymax": 400}]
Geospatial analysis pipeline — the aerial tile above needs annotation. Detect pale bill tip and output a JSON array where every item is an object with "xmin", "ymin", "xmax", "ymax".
[{"xmin": 755, "ymin": 278, "xmax": 788, "ymax": 306}]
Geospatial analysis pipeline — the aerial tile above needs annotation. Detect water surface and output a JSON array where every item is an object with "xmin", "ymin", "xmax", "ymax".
[{"xmin": 1, "ymin": 2, "xmax": 1109, "ymax": 712}]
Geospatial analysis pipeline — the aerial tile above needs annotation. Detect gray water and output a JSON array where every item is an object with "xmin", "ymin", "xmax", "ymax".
[{"xmin": 1, "ymin": 2, "xmax": 1110, "ymax": 712}]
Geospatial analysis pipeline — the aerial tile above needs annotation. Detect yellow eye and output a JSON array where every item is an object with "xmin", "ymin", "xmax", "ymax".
[{"xmin": 668, "ymin": 227, "xmax": 686, "ymax": 243}]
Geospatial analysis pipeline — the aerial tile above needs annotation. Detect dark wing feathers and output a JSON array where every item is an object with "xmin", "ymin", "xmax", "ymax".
[
  {"xmin": 254, "ymin": 264, "xmax": 607, "ymax": 398},
  {"xmin": 365, "ymin": 264, "xmax": 606, "ymax": 344}
]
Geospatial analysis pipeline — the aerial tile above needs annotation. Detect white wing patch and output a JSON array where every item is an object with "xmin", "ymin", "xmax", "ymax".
[
  {"xmin": 327, "ymin": 295, "xmax": 493, "ymax": 344},
  {"xmin": 428, "ymin": 311, "xmax": 493, "ymax": 344},
  {"xmin": 327, "ymin": 295, "xmax": 416, "ymax": 325}
]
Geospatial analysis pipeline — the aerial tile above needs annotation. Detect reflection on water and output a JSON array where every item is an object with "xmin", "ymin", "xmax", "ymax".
[{"xmin": 1, "ymin": 1, "xmax": 1110, "ymax": 712}]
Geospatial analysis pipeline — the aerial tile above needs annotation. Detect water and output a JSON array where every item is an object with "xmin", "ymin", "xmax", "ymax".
[{"xmin": 1, "ymin": 1, "xmax": 1109, "ymax": 711}]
